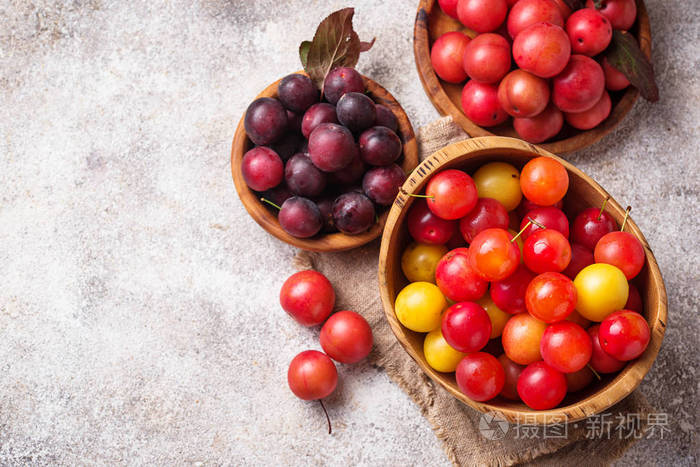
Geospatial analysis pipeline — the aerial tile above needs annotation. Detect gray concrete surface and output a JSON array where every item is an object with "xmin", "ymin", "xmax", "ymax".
[{"xmin": 0, "ymin": 0, "xmax": 697, "ymax": 465}]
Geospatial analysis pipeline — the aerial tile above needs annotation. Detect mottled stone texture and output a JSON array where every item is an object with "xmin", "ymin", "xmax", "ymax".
[{"xmin": 0, "ymin": 0, "xmax": 696, "ymax": 465}]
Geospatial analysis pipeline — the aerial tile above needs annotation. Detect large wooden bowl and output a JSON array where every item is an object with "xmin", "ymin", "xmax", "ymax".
[
  {"xmin": 378, "ymin": 137, "xmax": 667, "ymax": 424},
  {"xmin": 413, "ymin": 0, "xmax": 652, "ymax": 154},
  {"xmin": 232, "ymin": 72, "xmax": 418, "ymax": 252}
]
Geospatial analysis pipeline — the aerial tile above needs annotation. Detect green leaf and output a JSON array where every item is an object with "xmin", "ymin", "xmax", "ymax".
[
  {"xmin": 605, "ymin": 30, "xmax": 659, "ymax": 102},
  {"xmin": 593, "ymin": 0, "xmax": 604, "ymax": 8},
  {"xmin": 299, "ymin": 41, "xmax": 312, "ymax": 68},
  {"xmin": 562, "ymin": 0, "xmax": 586, "ymax": 10},
  {"xmin": 299, "ymin": 8, "xmax": 374, "ymax": 88}
]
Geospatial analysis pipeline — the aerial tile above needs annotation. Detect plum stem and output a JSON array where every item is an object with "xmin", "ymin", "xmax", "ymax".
[
  {"xmin": 621, "ymin": 206, "xmax": 631, "ymax": 232},
  {"xmin": 319, "ymin": 399, "xmax": 332, "ymax": 435},
  {"xmin": 260, "ymin": 197, "xmax": 281, "ymax": 210},
  {"xmin": 405, "ymin": 193, "xmax": 435, "ymax": 199},
  {"xmin": 511, "ymin": 217, "xmax": 546, "ymax": 243},
  {"xmin": 597, "ymin": 197, "xmax": 610, "ymax": 220},
  {"xmin": 587, "ymin": 363, "xmax": 602, "ymax": 381}
]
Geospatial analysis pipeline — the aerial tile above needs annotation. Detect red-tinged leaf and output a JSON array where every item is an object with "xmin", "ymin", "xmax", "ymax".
[
  {"xmin": 563, "ymin": 0, "xmax": 586, "ymax": 10},
  {"xmin": 304, "ymin": 8, "xmax": 360, "ymax": 88},
  {"xmin": 605, "ymin": 30, "xmax": 659, "ymax": 102},
  {"xmin": 299, "ymin": 41, "xmax": 312, "ymax": 68},
  {"xmin": 360, "ymin": 38, "xmax": 375, "ymax": 52},
  {"xmin": 299, "ymin": 8, "xmax": 374, "ymax": 88}
]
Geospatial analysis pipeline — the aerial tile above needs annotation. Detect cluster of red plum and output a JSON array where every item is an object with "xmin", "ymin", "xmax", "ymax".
[
  {"xmin": 241, "ymin": 67, "xmax": 407, "ymax": 238},
  {"xmin": 395, "ymin": 156, "xmax": 650, "ymax": 410},
  {"xmin": 432, "ymin": 0, "xmax": 639, "ymax": 142},
  {"xmin": 281, "ymin": 269, "xmax": 373, "ymax": 431}
]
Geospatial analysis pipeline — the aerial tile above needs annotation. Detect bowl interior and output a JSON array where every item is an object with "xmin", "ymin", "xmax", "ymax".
[
  {"xmin": 413, "ymin": 0, "xmax": 651, "ymax": 154},
  {"xmin": 231, "ymin": 72, "xmax": 419, "ymax": 252},
  {"xmin": 379, "ymin": 137, "xmax": 666, "ymax": 424}
]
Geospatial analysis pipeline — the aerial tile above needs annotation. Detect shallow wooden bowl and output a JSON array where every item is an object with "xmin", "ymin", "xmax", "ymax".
[
  {"xmin": 413, "ymin": 0, "xmax": 652, "ymax": 154},
  {"xmin": 232, "ymin": 72, "xmax": 418, "ymax": 252},
  {"xmin": 378, "ymin": 137, "xmax": 667, "ymax": 424}
]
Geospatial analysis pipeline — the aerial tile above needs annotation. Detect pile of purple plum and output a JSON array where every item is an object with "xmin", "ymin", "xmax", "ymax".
[{"xmin": 241, "ymin": 67, "xmax": 407, "ymax": 238}]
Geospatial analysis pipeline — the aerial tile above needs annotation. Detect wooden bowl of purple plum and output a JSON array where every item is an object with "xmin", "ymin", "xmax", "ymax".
[{"xmin": 232, "ymin": 68, "xmax": 419, "ymax": 252}]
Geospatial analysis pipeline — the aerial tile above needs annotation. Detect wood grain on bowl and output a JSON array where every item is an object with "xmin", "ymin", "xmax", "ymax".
[
  {"xmin": 231, "ymin": 71, "xmax": 418, "ymax": 252},
  {"xmin": 413, "ymin": 0, "xmax": 652, "ymax": 154},
  {"xmin": 378, "ymin": 137, "xmax": 667, "ymax": 424}
]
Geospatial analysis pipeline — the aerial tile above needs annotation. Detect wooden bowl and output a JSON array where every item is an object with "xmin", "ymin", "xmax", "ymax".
[
  {"xmin": 413, "ymin": 0, "xmax": 652, "ymax": 154},
  {"xmin": 231, "ymin": 72, "xmax": 418, "ymax": 252},
  {"xmin": 378, "ymin": 137, "xmax": 667, "ymax": 424}
]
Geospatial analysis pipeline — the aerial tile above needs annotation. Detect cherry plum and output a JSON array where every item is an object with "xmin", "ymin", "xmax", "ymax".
[
  {"xmin": 565, "ymin": 91, "xmax": 612, "ymax": 130},
  {"xmin": 441, "ymin": 302, "xmax": 492, "ymax": 353},
  {"xmin": 461, "ymin": 81, "xmax": 509, "ymax": 127},
  {"xmin": 523, "ymin": 229, "xmax": 572, "ymax": 273},
  {"xmin": 491, "ymin": 264, "xmax": 536, "ymax": 314},
  {"xmin": 502, "ymin": 313, "xmax": 547, "ymax": 365},
  {"xmin": 336, "ymin": 92, "xmax": 376, "ymax": 133},
  {"xmin": 320, "ymin": 310, "xmax": 373, "ymax": 363},
  {"xmin": 332, "ymin": 192, "xmax": 375, "ymax": 235},
  {"xmin": 288, "ymin": 350, "xmax": 337, "ymax": 400},
  {"xmin": 308, "ymin": 123, "xmax": 358, "ymax": 172},
  {"xmin": 358, "ymin": 126, "xmax": 402, "ymax": 166},
  {"xmin": 280, "ymin": 270, "xmax": 335, "ymax": 326},
  {"xmin": 602, "ymin": 57, "xmax": 630, "ymax": 91},
  {"xmin": 301, "ymin": 103, "xmax": 338, "ymax": 138},
  {"xmin": 426, "ymin": 169, "xmax": 478, "ymax": 220},
  {"xmin": 540, "ymin": 321, "xmax": 592, "ymax": 373},
  {"xmin": 525, "ymin": 271, "xmax": 577, "ymax": 323},
  {"xmin": 572, "ymin": 207, "xmax": 617, "ymax": 250},
  {"xmin": 588, "ymin": 324, "xmax": 625, "ymax": 373},
  {"xmin": 599, "ymin": 310, "xmax": 650, "ymax": 361},
  {"xmin": 362, "ymin": 164, "xmax": 405, "ymax": 206},
  {"xmin": 586, "ymin": 0, "xmax": 637, "ymax": 30},
  {"xmin": 468, "ymin": 228, "xmax": 521, "ymax": 281},
  {"xmin": 507, "ymin": 0, "xmax": 564, "ymax": 39},
  {"xmin": 498, "ymin": 69, "xmax": 550, "ymax": 118},
  {"xmin": 566, "ymin": 8, "xmax": 612, "ymax": 56},
  {"xmin": 244, "ymin": 97, "xmax": 288, "ymax": 145},
  {"xmin": 459, "ymin": 198, "xmax": 509, "ymax": 243},
  {"xmin": 457, "ymin": 0, "xmax": 508, "ymax": 33},
  {"xmin": 513, "ymin": 22, "xmax": 571, "ymax": 78},
  {"xmin": 241, "ymin": 146, "xmax": 284, "ymax": 191},
  {"xmin": 407, "ymin": 199, "xmax": 457, "ymax": 244},
  {"xmin": 323, "ymin": 67, "xmax": 365, "ymax": 104},
  {"xmin": 436, "ymin": 248, "xmax": 489, "ymax": 302},
  {"xmin": 278, "ymin": 73, "xmax": 319, "ymax": 113},
  {"xmin": 552, "ymin": 55, "xmax": 605, "ymax": 113},
  {"xmin": 456, "ymin": 352, "xmax": 505, "ymax": 401},
  {"xmin": 431, "ymin": 32, "xmax": 471, "ymax": 83},
  {"xmin": 517, "ymin": 361, "xmax": 567, "ymax": 409},
  {"xmin": 513, "ymin": 103, "xmax": 564, "ymax": 144},
  {"xmin": 594, "ymin": 231, "xmax": 645, "ymax": 279},
  {"xmin": 462, "ymin": 33, "xmax": 511, "ymax": 84}
]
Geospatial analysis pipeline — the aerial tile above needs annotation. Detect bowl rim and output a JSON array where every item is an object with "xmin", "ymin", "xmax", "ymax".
[
  {"xmin": 412, "ymin": 0, "xmax": 652, "ymax": 154},
  {"xmin": 231, "ymin": 71, "xmax": 419, "ymax": 252},
  {"xmin": 378, "ymin": 136, "xmax": 668, "ymax": 425}
]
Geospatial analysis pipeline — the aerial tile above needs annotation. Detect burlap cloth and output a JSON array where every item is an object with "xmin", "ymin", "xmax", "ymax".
[{"xmin": 292, "ymin": 117, "xmax": 653, "ymax": 466}]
